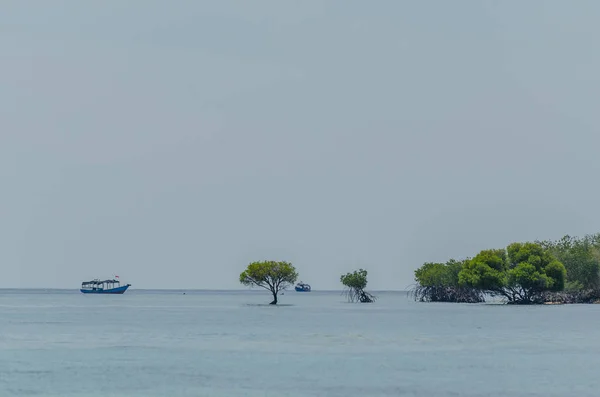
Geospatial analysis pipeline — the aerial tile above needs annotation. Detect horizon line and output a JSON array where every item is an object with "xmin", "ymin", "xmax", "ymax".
[{"xmin": 0, "ymin": 287, "xmax": 410, "ymax": 292}]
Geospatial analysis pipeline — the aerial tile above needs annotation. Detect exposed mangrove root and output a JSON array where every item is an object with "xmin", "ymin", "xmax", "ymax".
[
  {"xmin": 344, "ymin": 287, "xmax": 377, "ymax": 303},
  {"xmin": 411, "ymin": 285, "xmax": 485, "ymax": 303},
  {"xmin": 495, "ymin": 288, "xmax": 600, "ymax": 305},
  {"xmin": 542, "ymin": 289, "xmax": 600, "ymax": 304},
  {"xmin": 411, "ymin": 286, "xmax": 600, "ymax": 305}
]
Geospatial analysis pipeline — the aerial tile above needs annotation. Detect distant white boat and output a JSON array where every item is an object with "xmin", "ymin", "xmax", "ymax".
[
  {"xmin": 80, "ymin": 278, "xmax": 131, "ymax": 294},
  {"xmin": 295, "ymin": 282, "xmax": 311, "ymax": 292}
]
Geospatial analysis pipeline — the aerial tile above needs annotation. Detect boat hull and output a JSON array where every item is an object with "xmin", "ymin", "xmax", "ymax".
[
  {"xmin": 80, "ymin": 285, "xmax": 130, "ymax": 294},
  {"xmin": 295, "ymin": 287, "xmax": 311, "ymax": 292}
]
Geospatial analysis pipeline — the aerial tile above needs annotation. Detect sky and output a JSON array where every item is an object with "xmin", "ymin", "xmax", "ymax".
[{"xmin": 1, "ymin": 1, "xmax": 599, "ymax": 290}]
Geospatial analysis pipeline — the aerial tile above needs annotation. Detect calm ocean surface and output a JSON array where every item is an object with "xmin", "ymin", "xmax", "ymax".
[{"xmin": 1, "ymin": 289, "xmax": 600, "ymax": 397}]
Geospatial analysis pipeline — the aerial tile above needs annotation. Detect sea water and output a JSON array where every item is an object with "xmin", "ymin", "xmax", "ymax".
[{"xmin": 1, "ymin": 289, "xmax": 600, "ymax": 397}]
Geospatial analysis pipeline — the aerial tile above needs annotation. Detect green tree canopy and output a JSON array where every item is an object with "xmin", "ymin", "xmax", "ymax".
[
  {"xmin": 413, "ymin": 259, "xmax": 484, "ymax": 303},
  {"xmin": 458, "ymin": 249, "xmax": 508, "ymax": 292},
  {"xmin": 340, "ymin": 268, "xmax": 375, "ymax": 303},
  {"xmin": 539, "ymin": 234, "xmax": 600, "ymax": 291},
  {"xmin": 458, "ymin": 242, "xmax": 566, "ymax": 304},
  {"xmin": 239, "ymin": 261, "xmax": 298, "ymax": 305},
  {"xmin": 414, "ymin": 262, "xmax": 453, "ymax": 287}
]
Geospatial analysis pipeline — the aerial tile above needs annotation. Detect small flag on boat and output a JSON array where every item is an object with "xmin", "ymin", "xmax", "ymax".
[{"xmin": 115, "ymin": 275, "xmax": 119, "ymax": 278}]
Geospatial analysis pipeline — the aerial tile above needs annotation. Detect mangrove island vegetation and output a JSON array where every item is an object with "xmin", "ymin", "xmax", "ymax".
[{"xmin": 412, "ymin": 234, "xmax": 600, "ymax": 305}]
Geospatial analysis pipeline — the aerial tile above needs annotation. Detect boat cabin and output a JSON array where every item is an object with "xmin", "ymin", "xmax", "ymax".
[
  {"xmin": 295, "ymin": 282, "xmax": 311, "ymax": 292},
  {"xmin": 81, "ymin": 279, "xmax": 122, "ymax": 292}
]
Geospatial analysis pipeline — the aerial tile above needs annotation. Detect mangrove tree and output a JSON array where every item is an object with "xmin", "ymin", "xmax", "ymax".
[
  {"xmin": 340, "ymin": 268, "xmax": 376, "ymax": 303},
  {"xmin": 239, "ymin": 260, "xmax": 298, "ymax": 305}
]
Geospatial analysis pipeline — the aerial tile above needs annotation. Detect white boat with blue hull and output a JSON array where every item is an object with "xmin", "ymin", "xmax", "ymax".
[
  {"xmin": 295, "ymin": 282, "xmax": 311, "ymax": 292},
  {"xmin": 80, "ymin": 278, "xmax": 131, "ymax": 294}
]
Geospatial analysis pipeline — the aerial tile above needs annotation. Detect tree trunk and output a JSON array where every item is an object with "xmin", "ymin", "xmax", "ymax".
[{"xmin": 270, "ymin": 290, "xmax": 278, "ymax": 305}]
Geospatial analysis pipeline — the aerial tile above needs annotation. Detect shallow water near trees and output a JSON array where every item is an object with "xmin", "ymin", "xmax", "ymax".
[{"xmin": 1, "ymin": 289, "xmax": 599, "ymax": 396}]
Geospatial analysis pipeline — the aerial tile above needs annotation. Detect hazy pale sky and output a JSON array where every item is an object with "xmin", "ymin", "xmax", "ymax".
[{"xmin": 2, "ymin": 1, "xmax": 599, "ymax": 290}]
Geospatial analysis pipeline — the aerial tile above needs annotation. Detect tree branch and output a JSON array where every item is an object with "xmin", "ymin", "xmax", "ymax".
[{"xmin": 244, "ymin": 276, "xmax": 273, "ymax": 292}]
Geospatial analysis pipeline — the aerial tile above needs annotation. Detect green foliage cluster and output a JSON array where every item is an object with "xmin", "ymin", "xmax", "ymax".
[
  {"xmin": 458, "ymin": 242, "xmax": 566, "ymax": 304},
  {"xmin": 414, "ymin": 241, "xmax": 568, "ymax": 304},
  {"xmin": 413, "ymin": 260, "xmax": 484, "ymax": 303},
  {"xmin": 340, "ymin": 269, "xmax": 368, "ymax": 290},
  {"xmin": 340, "ymin": 269, "xmax": 376, "ymax": 303},
  {"xmin": 414, "ymin": 260, "xmax": 462, "ymax": 288},
  {"xmin": 538, "ymin": 234, "xmax": 600, "ymax": 292}
]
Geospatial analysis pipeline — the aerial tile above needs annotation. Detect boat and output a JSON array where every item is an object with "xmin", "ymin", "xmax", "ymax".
[
  {"xmin": 80, "ymin": 278, "xmax": 131, "ymax": 294},
  {"xmin": 295, "ymin": 282, "xmax": 311, "ymax": 292}
]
